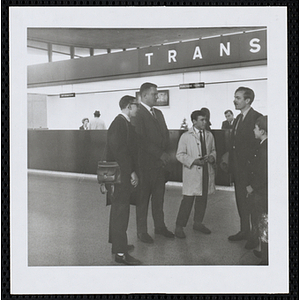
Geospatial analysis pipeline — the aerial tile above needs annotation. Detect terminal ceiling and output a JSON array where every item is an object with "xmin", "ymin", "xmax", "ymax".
[{"xmin": 28, "ymin": 27, "xmax": 265, "ymax": 50}]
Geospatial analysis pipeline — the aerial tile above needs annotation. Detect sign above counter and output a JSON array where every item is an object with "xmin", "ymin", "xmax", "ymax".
[{"xmin": 28, "ymin": 30, "xmax": 267, "ymax": 87}]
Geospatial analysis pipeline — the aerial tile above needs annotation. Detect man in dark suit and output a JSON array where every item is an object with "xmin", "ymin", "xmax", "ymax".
[
  {"xmin": 106, "ymin": 95, "xmax": 141, "ymax": 265},
  {"xmin": 134, "ymin": 82, "xmax": 174, "ymax": 243},
  {"xmin": 221, "ymin": 110, "xmax": 235, "ymax": 130},
  {"xmin": 228, "ymin": 87, "xmax": 262, "ymax": 250}
]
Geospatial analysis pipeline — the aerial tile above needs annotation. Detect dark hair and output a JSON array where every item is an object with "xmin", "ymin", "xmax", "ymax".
[
  {"xmin": 235, "ymin": 87, "xmax": 255, "ymax": 104},
  {"xmin": 94, "ymin": 110, "xmax": 100, "ymax": 117},
  {"xmin": 191, "ymin": 110, "xmax": 206, "ymax": 122},
  {"xmin": 200, "ymin": 107, "xmax": 211, "ymax": 127},
  {"xmin": 255, "ymin": 115, "xmax": 267, "ymax": 133},
  {"xmin": 82, "ymin": 118, "xmax": 89, "ymax": 124},
  {"xmin": 224, "ymin": 110, "xmax": 233, "ymax": 115},
  {"xmin": 140, "ymin": 82, "xmax": 157, "ymax": 97},
  {"xmin": 200, "ymin": 107, "xmax": 210, "ymax": 118},
  {"xmin": 119, "ymin": 95, "xmax": 137, "ymax": 110}
]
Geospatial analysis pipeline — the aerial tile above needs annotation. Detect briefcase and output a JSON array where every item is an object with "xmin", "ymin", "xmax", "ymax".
[{"xmin": 97, "ymin": 161, "xmax": 121, "ymax": 184}]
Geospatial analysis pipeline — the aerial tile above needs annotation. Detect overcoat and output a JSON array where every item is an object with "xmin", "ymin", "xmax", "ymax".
[{"xmin": 176, "ymin": 127, "xmax": 216, "ymax": 196}]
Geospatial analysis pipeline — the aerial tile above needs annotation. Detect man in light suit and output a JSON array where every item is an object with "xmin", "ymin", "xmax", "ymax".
[
  {"xmin": 175, "ymin": 110, "xmax": 216, "ymax": 239},
  {"xmin": 134, "ymin": 82, "xmax": 174, "ymax": 243},
  {"xmin": 106, "ymin": 95, "xmax": 141, "ymax": 265},
  {"xmin": 228, "ymin": 87, "xmax": 262, "ymax": 250}
]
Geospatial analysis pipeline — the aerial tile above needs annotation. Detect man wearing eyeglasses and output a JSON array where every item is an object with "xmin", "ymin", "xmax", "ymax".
[{"xmin": 106, "ymin": 95, "xmax": 141, "ymax": 265}]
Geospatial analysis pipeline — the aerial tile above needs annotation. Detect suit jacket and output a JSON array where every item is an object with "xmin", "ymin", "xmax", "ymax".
[
  {"xmin": 106, "ymin": 114, "xmax": 138, "ymax": 180},
  {"xmin": 221, "ymin": 120, "xmax": 234, "ymax": 130},
  {"xmin": 229, "ymin": 107, "xmax": 262, "ymax": 172},
  {"xmin": 247, "ymin": 139, "xmax": 268, "ymax": 198},
  {"xmin": 133, "ymin": 104, "xmax": 170, "ymax": 170}
]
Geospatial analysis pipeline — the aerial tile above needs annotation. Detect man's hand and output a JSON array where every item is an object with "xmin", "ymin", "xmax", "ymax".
[
  {"xmin": 100, "ymin": 183, "xmax": 107, "ymax": 194},
  {"xmin": 246, "ymin": 185, "xmax": 254, "ymax": 198},
  {"xmin": 246, "ymin": 185, "xmax": 254, "ymax": 195},
  {"xmin": 160, "ymin": 152, "xmax": 170, "ymax": 166},
  {"xmin": 207, "ymin": 155, "xmax": 215, "ymax": 164},
  {"xmin": 131, "ymin": 172, "xmax": 139, "ymax": 188},
  {"xmin": 192, "ymin": 158, "xmax": 205, "ymax": 166}
]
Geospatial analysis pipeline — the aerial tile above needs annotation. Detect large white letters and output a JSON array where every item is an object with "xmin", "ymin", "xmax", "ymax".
[
  {"xmin": 168, "ymin": 50, "xmax": 177, "ymax": 63},
  {"xmin": 145, "ymin": 53, "xmax": 153, "ymax": 65},
  {"xmin": 220, "ymin": 42, "xmax": 230, "ymax": 56},
  {"xmin": 193, "ymin": 46, "xmax": 203, "ymax": 60},
  {"xmin": 250, "ymin": 38, "xmax": 261, "ymax": 53},
  {"xmin": 143, "ymin": 35, "xmax": 264, "ymax": 68}
]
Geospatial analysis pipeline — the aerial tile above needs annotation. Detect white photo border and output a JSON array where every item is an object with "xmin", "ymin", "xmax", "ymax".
[{"xmin": 10, "ymin": 6, "xmax": 288, "ymax": 294}]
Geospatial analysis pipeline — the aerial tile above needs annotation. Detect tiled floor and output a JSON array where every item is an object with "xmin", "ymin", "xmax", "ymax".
[{"xmin": 28, "ymin": 171, "xmax": 261, "ymax": 266}]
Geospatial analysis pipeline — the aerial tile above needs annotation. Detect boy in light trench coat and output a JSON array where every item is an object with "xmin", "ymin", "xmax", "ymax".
[{"xmin": 175, "ymin": 110, "xmax": 216, "ymax": 239}]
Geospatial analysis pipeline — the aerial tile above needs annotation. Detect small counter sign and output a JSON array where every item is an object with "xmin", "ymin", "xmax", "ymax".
[
  {"xmin": 60, "ymin": 93, "xmax": 75, "ymax": 98},
  {"xmin": 179, "ymin": 82, "xmax": 205, "ymax": 89}
]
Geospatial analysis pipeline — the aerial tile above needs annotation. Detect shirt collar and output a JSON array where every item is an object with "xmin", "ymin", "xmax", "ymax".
[
  {"xmin": 193, "ymin": 126, "xmax": 200, "ymax": 134},
  {"xmin": 241, "ymin": 106, "xmax": 251, "ymax": 118},
  {"xmin": 141, "ymin": 101, "xmax": 152, "ymax": 112},
  {"xmin": 260, "ymin": 137, "xmax": 267, "ymax": 144},
  {"xmin": 120, "ymin": 112, "xmax": 130, "ymax": 122},
  {"xmin": 193, "ymin": 126, "xmax": 205, "ymax": 134}
]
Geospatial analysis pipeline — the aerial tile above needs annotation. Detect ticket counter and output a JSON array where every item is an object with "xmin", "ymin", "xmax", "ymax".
[{"xmin": 28, "ymin": 129, "xmax": 231, "ymax": 185}]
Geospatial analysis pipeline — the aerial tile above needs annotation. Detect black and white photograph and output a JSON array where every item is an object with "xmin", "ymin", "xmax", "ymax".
[{"xmin": 10, "ymin": 6, "xmax": 288, "ymax": 294}]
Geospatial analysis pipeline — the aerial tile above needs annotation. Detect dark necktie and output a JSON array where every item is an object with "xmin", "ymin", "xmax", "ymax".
[
  {"xmin": 150, "ymin": 107, "xmax": 156, "ymax": 119},
  {"xmin": 200, "ymin": 130, "xmax": 207, "ymax": 156},
  {"xmin": 200, "ymin": 130, "xmax": 209, "ymax": 191},
  {"xmin": 234, "ymin": 113, "xmax": 243, "ymax": 135}
]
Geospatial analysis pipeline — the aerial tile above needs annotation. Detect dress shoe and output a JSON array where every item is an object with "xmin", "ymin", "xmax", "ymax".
[
  {"xmin": 137, "ymin": 232, "xmax": 154, "ymax": 244},
  {"xmin": 155, "ymin": 227, "xmax": 175, "ymax": 238},
  {"xmin": 253, "ymin": 249, "xmax": 262, "ymax": 258},
  {"xmin": 193, "ymin": 223, "xmax": 211, "ymax": 234},
  {"xmin": 245, "ymin": 237, "xmax": 259, "ymax": 250},
  {"xmin": 115, "ymin": 253, "xmax": 141, "ymax": 265},
  {"xmin": 228, "ymin": 231, "xmax": 248, "ymax": 241},
  {"xmin": 112, "ymin": 244, "xmax": 135, "ymax": 254},
  {"xmin": 175, "ymin": 226, "xmax": 186, "ymax": 239}
]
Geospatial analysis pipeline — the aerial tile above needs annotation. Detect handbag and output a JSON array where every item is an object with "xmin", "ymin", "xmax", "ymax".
[{"xmin": 97, "ymin": 161, "xmax": 121, "ymax": 184}]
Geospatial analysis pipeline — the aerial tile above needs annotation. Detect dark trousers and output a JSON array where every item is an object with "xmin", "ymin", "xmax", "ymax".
[
  {"xmin": 232, "ymin": 151, "xmax": 255, "ymax": 235},
  {"xmin": 109, "ymin": 179, "xmax": 132, "ymax": 254},
  {"xmin": 136, "ymin": 167, "xmax": 166, "ymax": 234},
  {"xmin": 176, "ymin": 170, "xmax": 209, "ymax": 227},
  {"xmin": 251, "ymin": 192, "xmax": 267, "ymax": 238}
]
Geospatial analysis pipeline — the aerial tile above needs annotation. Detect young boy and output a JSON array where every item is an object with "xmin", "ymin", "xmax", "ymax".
[
  {"xmin": 246, "ymin": 115, "xmax": 268, "ymax": 264},
  {"xmin": 175, "ymin": 109, "xmax": 216, "ymax": 238}
]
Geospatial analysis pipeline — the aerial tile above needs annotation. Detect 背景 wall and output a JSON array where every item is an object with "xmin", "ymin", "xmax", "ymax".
[{"xmin": 39, "ymin": 65, "xmax": 267, "ymax": 130}]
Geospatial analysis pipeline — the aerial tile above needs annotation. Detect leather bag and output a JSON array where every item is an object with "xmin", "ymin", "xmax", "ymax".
[{"xmin": 97, "ymin": 161, "xmax": 121, "ymax": 184}]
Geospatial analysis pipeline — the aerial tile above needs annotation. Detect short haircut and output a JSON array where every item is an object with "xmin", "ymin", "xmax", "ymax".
[
  {"xmin": 255, "ymin": 115, "xmax": 268, "ymax": 133},
  {"xmin": 140, "ymin": 82, "xmax": 157, "ymax": 97},
  {"xmin": 235, "ymin": 87, "xmax": 255, "ymax": 104},
  {"xmin": 94, "ymin": 110, "xmax": 100, "ymax": 117},
  {"xmin": 200, "ymin": 107, "xmax": 210, "ymax": 119},
  {"xmin": 82, "ymin": 118, "xmax": 89, "ymax": 123},
  {"xmin": 224, "ymin": 110, "xmax": 233, "ymax": 115},
  {"xmin": 191, "ymin": 110, "xmax": 206, "ymax": 122},
  {"xmin": 119, "ymin": 95, "xmax": 137, "ymax": 110}
]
